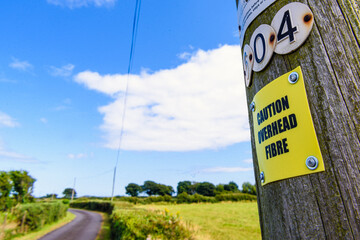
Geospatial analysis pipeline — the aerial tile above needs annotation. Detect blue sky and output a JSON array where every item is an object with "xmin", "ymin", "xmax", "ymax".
[{"xmin": 0, "ymin": 0, "xmax": 254, "ymax": 197}]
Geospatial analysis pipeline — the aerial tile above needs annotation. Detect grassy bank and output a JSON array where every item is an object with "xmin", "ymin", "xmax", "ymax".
[{"xmin": 139, "ymin": 202, "xmax": 261, "ymax": 240}]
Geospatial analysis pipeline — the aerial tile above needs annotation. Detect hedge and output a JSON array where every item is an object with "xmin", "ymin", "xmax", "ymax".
[
  {"xmin": 70, "ymin": 201, "xmax": 114, "ymax": 214},
  {"xmin": 14, "ymin": 202, "xmax": 68, "ymax": 231},
  {"xmin": 111, "ymin": 208, "xmax": 193, "ymax": 240},
  {"xmin": 70, "ymin": 201, "xmax": 194, "ymax": 239},
  {"xmin": 215, "ymin": 193, "xmax": 257, "ymax": 202},
  {"xmin": 116, "ymin": 193, "xmax": 256, "ymax": 204}
]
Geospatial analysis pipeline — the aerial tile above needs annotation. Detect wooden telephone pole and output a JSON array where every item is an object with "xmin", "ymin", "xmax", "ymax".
[{"xmin": 236, "ymin": 0, "xmax": 360, "ymax": 239}]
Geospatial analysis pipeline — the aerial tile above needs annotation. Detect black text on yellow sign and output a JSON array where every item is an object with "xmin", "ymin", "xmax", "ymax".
[
  {"xmin": 256, "ymin": 95, "xmax": 298, "ymax": 159},
  {"xmin": 252, "ymin": 67, "xmax": 325, "ymax": 185}
]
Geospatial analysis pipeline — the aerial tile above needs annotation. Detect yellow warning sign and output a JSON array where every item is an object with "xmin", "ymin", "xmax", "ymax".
[{"xmin": 252, "ymin": 66, "xmax": 324, "ymax": 185}]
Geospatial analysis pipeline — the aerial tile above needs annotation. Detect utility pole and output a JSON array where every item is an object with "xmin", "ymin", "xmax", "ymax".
[
  {"xmin": 236, "ymin": 0, "xmax": 360, "ymax": 239},
  {"xmin": 71, "ymin": 177, "xmax": 76, "ymax": 201},
  {"xmin": 111, "ymin": 167, "xmax": 116, "ymax": 202}
]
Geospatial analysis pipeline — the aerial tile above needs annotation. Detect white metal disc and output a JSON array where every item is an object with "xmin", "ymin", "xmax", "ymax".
[
  {"xmin": 271, "ymin": 2, "xmax": 314, "ymax": 55},
  {"xmin": 250, "ymin": 24, "xmax": 277, "ymax": 72},
  {"xmin": 242, "ymin": 44, "xmax": 254, "ymax": 87}
]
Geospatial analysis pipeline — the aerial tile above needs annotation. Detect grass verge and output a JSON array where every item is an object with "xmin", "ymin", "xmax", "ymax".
[
  {"xmin": 13, "ymin": 211, "xmax": 76, "ymax": 240},
  {"xmin": 139, "ymin": 202, "xmax": 261, "ymax": 240},
  {"xmin": 96, "ymin": 212, "xmax": 111, "ymax": 240}
]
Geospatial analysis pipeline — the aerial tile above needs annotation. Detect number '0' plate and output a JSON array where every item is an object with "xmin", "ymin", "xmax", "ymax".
[{"xmin": 250, "ymin": 24, "xmax": 277, "ymax": 72}]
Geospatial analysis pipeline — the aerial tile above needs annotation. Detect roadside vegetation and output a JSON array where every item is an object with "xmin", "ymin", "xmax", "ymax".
[
  {"xmin": 1, "ymin": 170, "xmax": 259, "ymax": 239},
  {"xmin": 140, "ymin": 202, "xmax": 261, "ymax": 240},
  {"xmin": 70, "ymin": 199, "xmax": 260, "ymax": 240},
  {"xmin": 12, "ymin": 211, "xmax": 75, "ymax": 240},
  {"xmin": 70, "ymin": 180, "xmax": 258, "ymax": 239},
  {"xmin": 0, "ymin": 170, "xmax": 70, "ymax": 239}
]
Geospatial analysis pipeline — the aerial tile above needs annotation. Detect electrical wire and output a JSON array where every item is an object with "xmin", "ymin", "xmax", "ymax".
[
  {"xmin": 115, "ymin": 0, "xmax": 142, "ymax": 168},
  {"xmin": 111, "ymin": 0, "xmax": 142, "ymax": 201},
  {"xmin": 78, "ymin": 168, "xmax": 114, "ymax": 180}
]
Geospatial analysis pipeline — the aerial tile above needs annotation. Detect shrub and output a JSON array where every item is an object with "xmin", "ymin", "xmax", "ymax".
[
  {"xmin": 117, "ymin": 196, "xmax": 176, "ymax": 205},
  {"xmin": 215, "ymin": 193, "xmax": 257, "ymax": 202},
  {"xmin": 110, "ymin": 208, "xmax": 194, "ymax": 240},
  {"xmin": 176, "ymin": 193, "xmax": 217, "ymax": 204},
  {"xmin": 14, "ymin": 202, "xmax": 68, "ymax": 231},
  {"xmin": 70, "ymin": 201, "xmax": 114, "ymax": 214}
]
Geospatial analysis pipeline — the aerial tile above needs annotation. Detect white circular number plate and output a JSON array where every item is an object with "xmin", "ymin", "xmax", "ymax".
[
  {"xmin": 271, "ymin": 2, "xmax": 314, "ymax": 55},
  {"xmin": 250, "ymin": 24, "xmax": 277, "ymax": 72},
  {"xmin": 243, "ymin": 44, "xmax": 254, "ymax": 87}
]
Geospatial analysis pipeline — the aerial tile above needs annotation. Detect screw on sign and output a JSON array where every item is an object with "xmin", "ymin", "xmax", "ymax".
[
  {"xmin": 288, "ymin": 72, "xmax": 299, "ymax": 84},
  {"xmin": 249, "ymin": 101, "xmax": 255, "ymax": 112},
  {"xmin": 305, "ymin": 156, "xmax": 319, "ymax": 170},
  {"xmin": 260, "ymin": 172, "xmax": 265, "ymax": 183}
]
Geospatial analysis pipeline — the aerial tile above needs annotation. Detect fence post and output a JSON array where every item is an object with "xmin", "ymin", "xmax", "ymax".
[
  {"xmin": 20, "ymin": 211, "xmax": 26, "ymax": 233},
  {"xmin": 235, "ymin": 0, "xmax": 360, "ymax": 238},
  {"xmin": 2, "ymin": 213, "xmax": 7, "ymax": 232}
]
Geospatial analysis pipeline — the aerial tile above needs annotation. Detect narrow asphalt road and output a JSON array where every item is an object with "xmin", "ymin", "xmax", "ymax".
[{"xmin": 39, "ymin": 209, "xmax": 102, "ymax": 240}]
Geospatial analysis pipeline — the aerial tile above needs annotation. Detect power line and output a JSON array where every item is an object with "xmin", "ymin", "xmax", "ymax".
[
  {"xmin": 78, "ymin": 168, "xmax": 114, "ymax": 180},
  {"xmin": 111, "ymin": 0, "xmax": 142, "ymax": 201}
]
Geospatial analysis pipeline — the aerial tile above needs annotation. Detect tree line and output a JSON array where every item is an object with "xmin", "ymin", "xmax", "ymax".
[
  {"xmin": 0, "ymin": 170, "xmax": 36, "ymax": 210},
  {"xmin": 125, "ymin": 180, "xmax": 256, "ymax": 197}
]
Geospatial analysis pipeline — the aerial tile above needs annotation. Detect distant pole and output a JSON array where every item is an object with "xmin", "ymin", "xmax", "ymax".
[
  {"xmin": 236, "ymin": 0, "xmax": 360, "ymax": 239},
  {"xmin": 71, "ymin": 177, "xmax": 76, "ymax": 201},
  {"xmin": 111, "ymin": 167, "xmax": 117, "ymax": 202}
]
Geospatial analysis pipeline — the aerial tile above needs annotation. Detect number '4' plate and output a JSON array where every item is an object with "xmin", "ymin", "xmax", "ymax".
[{"xmin": 271, "ymin": 2, "xmax": 314, "ymax": 55}]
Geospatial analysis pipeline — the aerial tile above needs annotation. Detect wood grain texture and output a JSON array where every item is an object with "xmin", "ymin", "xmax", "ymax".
[{"xmin": 238, "ymin": 0, "xmax": 360, "ymax": 239}]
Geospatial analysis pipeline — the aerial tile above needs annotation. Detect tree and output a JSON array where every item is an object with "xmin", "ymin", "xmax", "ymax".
[
  {"xmin": 142, "ymin": 181, "xmax": 158, "ymax": 196},
  {"xmin": 0, "ymin": 172, "xmax": 12, "ymax": 199},
  {"xmin": 142, "ymin": 181, "xmax": 174, "ymax": 196},
  {"xmin": 177, "ymin": 181, "xmax": 193, "ymax": 195},
  {"xmin": 216, "ymin": 184, "xmax": 225, "ymax": 193},
  {"xmin": 224, "ymin": 181, "xmax": 239, "ymax": 192},
  {"xmin": 125, "ymin": 183, "xmax": 142, "ymax": 197},
  {"xmin": 0, "ymin": 171, "xmax": 12, "ymax": 210},
  {"xmin": 195, "ymin": 182, "xmax": 215, "ymax": 196},
  {"xmin": 41, "ymin": 193, "xmax": 58, "ymax": 199},
  {"xmin": 241, "ymin": 182, "xmax": 256, "ymax": 195},
  {"xmin": 9, "ymin": 170, "xmax": 36, "ymax": 203},
  {"xmin": 157, "ymin": 185, "xmax": 174, "ymax": 196},
  {"xmin": 63, "ymin": 188, "xmax": 76, "ymax": 199},
  {"xmin": 236, "ymin": 0, "xmax": 360, "ymax": 238}
]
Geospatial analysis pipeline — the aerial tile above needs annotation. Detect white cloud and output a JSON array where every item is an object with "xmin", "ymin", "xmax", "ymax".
[
  {"xmin": 0, "ymin": 112, "xmax": 19, "ymax": 128},
  {"xmin": 177, "ymin": 52, "xmax": 193, "ymax": 60},
  {"xmin": 74, "ymin": 45, "xmax": 250, "ymax": 151},
  {"xmin": 40, "ymin": 118, "xmax": 48, "ymax": 124},
  {"xmin": 54, "ymin": 98, "xmax": 72, "ymax": 111},
  {"xmin": 0, "ymin": 140, "xmax": 36, "ymax": 163},
  {"xmin": 68, "ymin": 153, "xmax": 88, "ymax": 159},
  {"xmin": 202, "ymin": 167, "xmax": 253, "ymax": 173},
  {"xmin": 47, "ymin": 0, "xmax": 116, "ymax": 8},
  {"xmin": 243, "ymin": 158, "xmax": 253, "ymax": 164},
  {"xmin": 0, "ymin": 150, "xmax": 36, "ymax": 163},
  {"xmin": 49, "ymin": 64, "xmax": 75, "ymax": 77},
  {"xmin": 9, "ymin": 58, "xmax": 33, "ymax": 71}
]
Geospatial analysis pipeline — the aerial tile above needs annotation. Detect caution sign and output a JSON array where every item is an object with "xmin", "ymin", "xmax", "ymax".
[{"xmin": 252, "ymin": 66, "xmax": 324, "ymax": 185}]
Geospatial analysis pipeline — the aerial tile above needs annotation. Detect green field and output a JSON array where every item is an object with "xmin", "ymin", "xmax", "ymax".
[{"xmin": 139, "ymin": 202, "xmax": 261, "ymax": 240}]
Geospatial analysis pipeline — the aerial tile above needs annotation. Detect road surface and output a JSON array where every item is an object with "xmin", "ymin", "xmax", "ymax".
[{"xmin": 39, "ymin": 209, "xmax": 102, "ymax": 240}]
